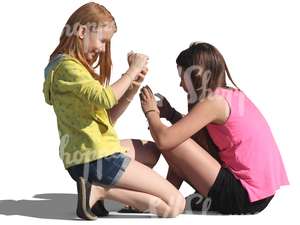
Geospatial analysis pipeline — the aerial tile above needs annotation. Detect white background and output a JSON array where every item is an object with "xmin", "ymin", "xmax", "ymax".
[{"xmin": 0, "ymin": 0, "xmax": 299, "ymax": 224}]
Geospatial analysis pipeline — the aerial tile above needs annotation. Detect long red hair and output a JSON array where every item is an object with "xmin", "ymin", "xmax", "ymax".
[{"xmin": 50, "ymin": 2, "xmax": 117, "ymax": 86}]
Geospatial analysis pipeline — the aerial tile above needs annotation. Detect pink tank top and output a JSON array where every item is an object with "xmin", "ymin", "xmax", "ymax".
[{"xmin": 206, "ymin": 87, "xmax": 289, "ymax": 202}]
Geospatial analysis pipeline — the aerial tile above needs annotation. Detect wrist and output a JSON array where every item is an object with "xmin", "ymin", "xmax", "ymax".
[
  {"xmin": 125, "ymin": 84, "xmax": 138, "ymax": 100},
  {"xmin": 122, "ymin": 72, "xmax": 134, "ymax": 83},
  {"xmin": 126, "ymin": 84, "xmax": 139, "ymax": 94},
  {"xmin": 126, "ymin": 67, "xmax": 139, "ymax": 79},
  {"xmin": 145, "ymin": 109, "xmax": 160, "ymax": 118},
  {"xmin": 123, "ymin": 90, "xmax": 135, "ymax": 102}
]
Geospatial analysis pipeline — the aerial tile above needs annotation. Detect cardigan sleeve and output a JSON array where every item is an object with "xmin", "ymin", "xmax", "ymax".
[{"xmin": 54, "ymin": 59, "xmax": 118, "ymax": 109}]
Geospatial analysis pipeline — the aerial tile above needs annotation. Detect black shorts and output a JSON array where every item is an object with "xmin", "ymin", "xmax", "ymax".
[{"xmin": 190, "ymin": 167, "xmax": 274, "ymax": 214}]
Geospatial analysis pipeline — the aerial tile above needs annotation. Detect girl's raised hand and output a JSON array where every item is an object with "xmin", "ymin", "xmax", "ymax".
[
  {"xmin": 127, "ymin": 51, "xmax": 149, "ymax": 80},
  {"xmin": 139, "ymin": 86, "xmax": 160, "ymax": 116}
]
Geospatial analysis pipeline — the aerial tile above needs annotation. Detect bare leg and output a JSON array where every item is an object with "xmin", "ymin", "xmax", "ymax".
[
  {"xmin": 91, "ymin": 181, "xmax": 182, "ymax": 217},
  {"xmin": 120, "ymin": 139, "xmax": 190, "ymax": 191},
  {"xmin": 89, "ymin": 136, "xmax": 218, "ymax": 215},
  {"xmin": 120, "ymin": 139, "xmax": 187, "ymax": 191},
  {"xmin": 163, "ymin": 152, "xmax": 200, "ymax": 191},
  {"xmin": 166, "ymin": 167, "xmax": 184, "ymax": 190},
  {"xmin": 116, "ymin": 159, "xmax": 185, "ymax": 217},
  {"xmin": 161, "ymin": 138, "xmax": 221, "ymax": 196},
  {"xmin": 91, "ymin": 159, "xmax": 185, "ymax": 217},
  {"xmin": 122, "ymin": 139, "xmax": 185, "ymax": 190},
  {"xmin": 89, "ymin": 139, "xmax": 161, "ymax": 206},
  {"xmin": 89, "ymin": 139, "xmax": 185, "ymax": 217},
  {"xmin": 120, "ymin": 139, "xmax": 161, "ymax": 168}
]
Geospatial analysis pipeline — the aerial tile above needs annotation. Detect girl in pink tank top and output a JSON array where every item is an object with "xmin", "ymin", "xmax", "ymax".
[
  {"xmin": 139, "ymin": 42, "xmax": 289, "ymax": 214},
  {"xmin": 206, "ymin": 87, "xmax": 289, "ymax": 202}
]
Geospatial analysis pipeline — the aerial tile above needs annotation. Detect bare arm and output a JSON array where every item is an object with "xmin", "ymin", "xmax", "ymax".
[
  {"xmin": 110, "ymin": 68, "xmax": 141, "ymax": 101},
  {"xmin": 109, "ymin": 66, "xmax": 148, "ymax": 125},
  {"xmin": 108, "ymin": 53, "xmax": 148, "ymax": 124},
  {"xmin": 109, "ymin": 81, "xmax": 141, "ymax": 125},
  {"xmin": 140, "ymin": 87, "xmax": 228, "ymax": 151},
  {"xmin": 110, "ymin": 53, "xmax": 148, "ymax": 101},
  {"xmin": 167, "ymin": 168, "xmax": 184, "ymax": 189}
]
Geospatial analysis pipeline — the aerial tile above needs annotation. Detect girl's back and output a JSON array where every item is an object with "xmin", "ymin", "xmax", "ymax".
[{"xmin": 206, "ymin": 87, "xmax": 289, "ymax": 202}]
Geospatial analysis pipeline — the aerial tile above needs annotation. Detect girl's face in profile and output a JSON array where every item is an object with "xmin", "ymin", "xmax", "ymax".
[
  {"xmin": 177, "ymin": 65, "xmax": 188, "ymax": 93},
  {"xmin": 82, "ymin": 26, "xmax": 115, "ymax": 64}
]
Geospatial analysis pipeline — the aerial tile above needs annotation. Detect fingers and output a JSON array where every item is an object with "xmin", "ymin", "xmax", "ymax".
[
  {"xmin": 142, "ymin": 85, "xmax": 151, "ymax": 94},
  {"xmin": 140, "ymin": 86, "xmax": 154, "ymax": 100},
  {"xmin": 144, "ymin": 85, "xmax": 153, "ymax": 94},
  {"xmin": 127, "ymin": 51, "xmax": 149, "ymax": 63},
  {"xmin": 140, "ymin": 87, "xmax": 149, "ymax": 99},
  {"xmin": 127, "ymin": 51, "xmax": 148, "ymax": 59},
  {"xmin": 139, "ymin": 93, "xmax": 144, "ymax": 103},
  {"xmin": 136, "ymin": 73, "xmax": 145, "ymax": 81},
  {"xmin": 139, "ymin": 92, "xmax": 147, "ymax": 103},
  {"xmin": 141, "ymin": 90, "xmax": 147, "ymax": 100},
  {"xmin": 141, "ymin": 67, "xmax": 149, "ymax": 75},
  {"xmin": 132, "ymin": 81, "xmax": 142, "ymax": 87},
  {"xmin": 127, "ymin": 51, "xmax": 134, "ymax": 64},
  {"xmin": 132, "ymin": 73, "xmax": 145, "ymax": 87},
  {"xmin": 128, "ymin": 50, "xmax": 134, "ymax": 56}
]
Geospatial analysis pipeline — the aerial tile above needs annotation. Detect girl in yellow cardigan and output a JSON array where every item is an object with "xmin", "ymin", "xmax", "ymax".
[{"xmin": 43, "ymin": 2, "xmax": 185, "ymax": 220}]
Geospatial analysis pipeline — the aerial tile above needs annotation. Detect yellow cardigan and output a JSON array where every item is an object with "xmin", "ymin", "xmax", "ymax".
[{"xmin": 43, "ymin": 54, "xmax": 127, "ymax": 169}]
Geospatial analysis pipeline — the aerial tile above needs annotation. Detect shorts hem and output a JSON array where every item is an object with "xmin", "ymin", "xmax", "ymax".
[{"xmin": 109, "ymin": 154, "xmax": 132, "ymax": 186}]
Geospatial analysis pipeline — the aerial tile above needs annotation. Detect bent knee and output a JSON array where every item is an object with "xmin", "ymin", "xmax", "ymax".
[{"xmin": 141, "ymin": 140, "xmax": 161, "ymax": 167}]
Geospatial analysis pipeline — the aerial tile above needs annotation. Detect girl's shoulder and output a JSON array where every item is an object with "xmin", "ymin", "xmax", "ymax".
[
  {"xmin": 55, "ymin": 54, "xmax": 88, "ymax": 74},
  {"xmin": 57, "ymin": 54, "xmax": 83, "ymax": 67},
  {"xmin": 215, "ymin": 86, "xmax": 238, "ymax": 91},
  {"xmin": 46, "ymin": 54, "xmax": 90, "ymax": 83},
  {"xmin": 213, "ymin": 86, "xmax": 244, "ymax": 96},
  {"xmin": 211, "ymin": 86, "xmax": 245, "ymax": 108}
]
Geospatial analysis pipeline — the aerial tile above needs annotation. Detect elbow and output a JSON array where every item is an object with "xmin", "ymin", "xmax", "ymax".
[
  {"xmin": 156, "ymin": 142, "xmax": 174, "ymax": 152},
  {"xmin": 111, "ymin": 118, "xmax": 118, "ymax": 127},
  {"xmin": 107, "ymin": 109, "xmax": 118, "ymax": 126},
  {"xmin": 156, "ymin": 142, "xmax": 167, "ymax": 151},
  {"xmin": 155, "ymin": 134, "xmax": 180, "ymax": 152},
  {"xmin": 103, "ymin": 99, "xmax": 117, "ymax": 109},
  {"xmin": 100, "ymin": 88, "xmax": 119, "ymax": 109},
  {"xmin": 155, "ymin": 135, "xmax": 173, "ymax": 151},
  {"xmin": 152, "ymin": 128, "xmax": 174, "ymax": 151}
]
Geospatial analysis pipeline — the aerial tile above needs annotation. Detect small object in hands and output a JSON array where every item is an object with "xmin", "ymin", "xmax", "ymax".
[{"xmin": 154, "ymin": 93, "xmax": 164, "ymax": 107}]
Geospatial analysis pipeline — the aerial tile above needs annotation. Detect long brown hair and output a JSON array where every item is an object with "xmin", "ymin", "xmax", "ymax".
[
  {"xmin": 177, "ymin": 42, "xmax": 239, "ymax": 158},
  {"xmin": 176, "ymin": 42, "xmax": 240, "ymax": 101},
  {"xmin": 50, "ymin": 2, "xmax": 117, "ymax": 86}
]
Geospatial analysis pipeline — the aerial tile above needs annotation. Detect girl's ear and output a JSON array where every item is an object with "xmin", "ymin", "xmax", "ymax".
[{"xmin": 77, "ymin": 25, "xmax": 87, "ymax": 39}]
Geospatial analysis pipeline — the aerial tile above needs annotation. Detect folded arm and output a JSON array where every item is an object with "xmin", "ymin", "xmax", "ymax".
[{"xmin": 145, "ymin": 96, "xmax": 225, "ymax": 151}]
